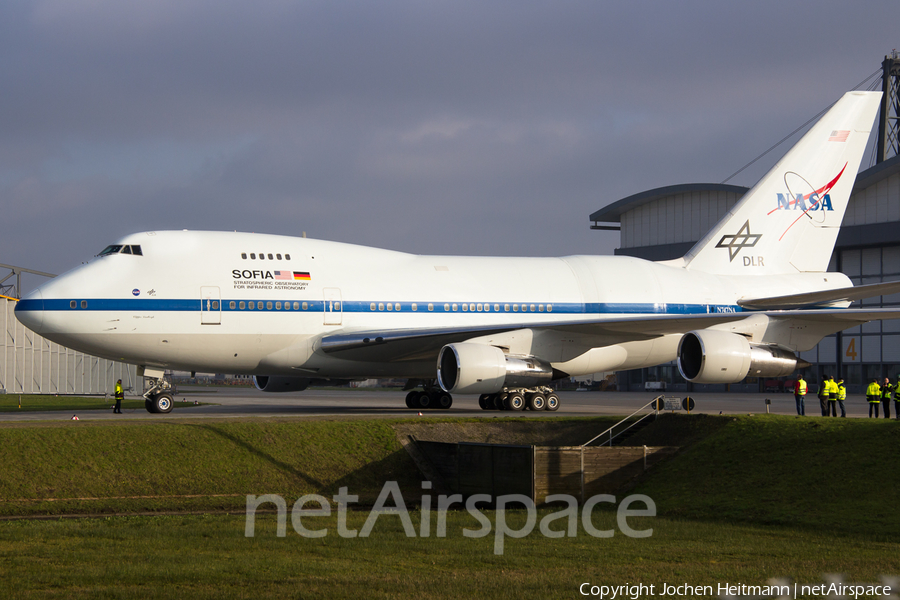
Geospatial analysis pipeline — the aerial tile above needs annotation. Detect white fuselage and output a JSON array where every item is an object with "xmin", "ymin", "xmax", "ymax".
[{"xmin": 16, "ymin": 230, "xmax": 849, "ymax": 383}]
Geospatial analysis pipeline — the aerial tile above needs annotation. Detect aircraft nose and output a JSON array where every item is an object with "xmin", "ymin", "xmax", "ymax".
[{"xmin": 15, "ymin": 288, "xmax": 44, "ymax": 335}]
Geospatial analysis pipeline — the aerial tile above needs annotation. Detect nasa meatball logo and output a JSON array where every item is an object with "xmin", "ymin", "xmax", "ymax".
[{"xmin": 132, "ymin": 289, "xmax": 140, "ymax": 296}]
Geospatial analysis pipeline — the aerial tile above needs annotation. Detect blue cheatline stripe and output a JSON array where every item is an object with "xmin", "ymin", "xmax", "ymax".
[{"xmin": 16, "ymin": 298, "xmax": 747, "ymax": 315}]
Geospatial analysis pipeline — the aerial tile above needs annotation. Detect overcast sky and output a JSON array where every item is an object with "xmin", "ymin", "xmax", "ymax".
[{"xmin": 2, "ymin": 0, "xmax": 897, "ymax": 286}]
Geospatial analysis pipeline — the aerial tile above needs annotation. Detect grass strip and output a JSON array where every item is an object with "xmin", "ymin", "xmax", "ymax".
[{"xmin": 0, "ymin": 511, "xmax": 896, "ymax": 599}]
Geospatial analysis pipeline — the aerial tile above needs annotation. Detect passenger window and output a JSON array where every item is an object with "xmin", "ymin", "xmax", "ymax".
[
  {"xmin": 513, "ymin": 304, "xmax": 518, "ymax": 312},
  {"xmin": 411, "ymin": 303, "xmax": 417, "ymax": 311},
  {"xmin": 539, "ymin": 304, "xmax": 544, "ymax": 312},
  {"xmin": 259, "ymin": 303, "xmax": 265, "ymax": 310},
  {"xmin": 276, "ymin": 254, "xmax": 282, "ymax": 260},
  {"xmin": 477, "ymin": 304, "xmax": 482, "ymax": 312},
  {"xmin": 240, "ymin": 301, "xmax": 246, "ymax": 310},
  {"xmin": 293, "ymin": 302, "xmax": 299, "ymax": 310},
  {"xmin": 249, "ymin": 301, "xmax": 255, "ymax": 309},
  {"xmin": 266, "ymin": 302, "xmax": 273, "ymax": 310},
  {"xmin": 276, "ymin": 302, "xmax": 282, "ymax": 310},
  {"xmin": 212, "ymin": 301, "xmax": 219, "ymax": 310},
  {"xmin": 452, "ymin": 304, "xmax": 458, "ymax": 311},
  {"xmin": 371, "ymin": 303, "xmax": 377, "ymax": 311},
  {"xmin": 70, "ymin": 301, "xmax": 76, "ymax": 309},
  {"xmin": 242, "ymin": 253, "xmax": 247, "ymax": 259},
  {"xmin": 268, "ymin": 254, "xmax": 273, "ymax": 260},
  {"xmin": 494, "ymin": 304, "xmax": 500, "ymax": 312},
  {"xmin": 250, "ymin": 253, "xmax": 256, "ymax": 259},
  {"xmin": 229, "ymin": 301, "xmax": 236, "ymax": 310},
  {"xmin": 302, "ymin": 302, "xmax": 308, "ymax": 310},
  {"xmin": 469, "ymin": 304, "xmax": 475, "ymax": 312},
  {"xmin": 444, "ymin": 304, "xmax": 450, "ymax": 311},
  {"xmin": 335, "ymin": 302, "xmax": 341, "ymax": 310},
  {"xmin": 387, "ymin": 303, "xmax": 393, "ymax": 311},
  {"xmin": 530, "ymin": 304, "xmax": 536, "ymax": 312},
  {"xmin": 81, "ymin": 300, "xmax": 87, "ymax": 309},
  {"xmin": 285, "ymin": 254, "xmax": 291, "ymax": 260},
  {"xmin": 462, "ymin": 304, "xmax": 468, "ymax": 312},
  {"xmin": 504, "ymin": 304, "xmax": 510, "ymax": 312},
  {"xmin": 547, "ymin": 304, "xmax": 553, "ymax": 312},
  {"xmin": 428, "ymin": 304, "xmax": 434, "ymax": 311}
]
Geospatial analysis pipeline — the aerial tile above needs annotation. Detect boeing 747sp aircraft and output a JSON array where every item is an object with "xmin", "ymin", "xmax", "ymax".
[{"xmin": 15, "ymin": 91, "xmax": 900, "ymax": 413}]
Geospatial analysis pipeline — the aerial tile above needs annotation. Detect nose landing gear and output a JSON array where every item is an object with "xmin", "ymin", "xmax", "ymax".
[{"xmin": 142, "ymin": 368, "xmax": 175, "ymax": 414}]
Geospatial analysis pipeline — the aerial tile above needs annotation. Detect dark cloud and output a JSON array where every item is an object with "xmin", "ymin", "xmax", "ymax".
[{"xmin": 1, "ymin": 0, "xmax": 897, "ymax": 279}]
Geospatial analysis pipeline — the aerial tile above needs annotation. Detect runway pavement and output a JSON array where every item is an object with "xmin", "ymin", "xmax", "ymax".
[{"xmin": 0, "ymin": 386, "xmax": 880, "ymax": 422}]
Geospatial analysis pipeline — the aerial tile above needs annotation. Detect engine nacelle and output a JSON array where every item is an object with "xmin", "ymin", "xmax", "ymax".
[
  {"xmin": 253, "ymin": 375, "xmax": 312, "ymax": 392},
  {"xmin": 437, "ymin": 343, "xmax": 553, "ymax": 394},
  {"xmin": 677, "ymin": 330, "xmax": 801, "ymax": 384}
]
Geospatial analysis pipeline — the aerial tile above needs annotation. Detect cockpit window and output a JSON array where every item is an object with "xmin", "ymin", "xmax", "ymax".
[{"xmin": 97, "ymin": 244, "xmax": 142, "ymax": 256}]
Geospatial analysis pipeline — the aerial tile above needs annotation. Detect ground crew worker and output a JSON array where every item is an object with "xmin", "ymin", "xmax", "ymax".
[
  {"xmin": 882, "ymin": 378, "xmax": 893, "ymax": 419},
  {"xmin": 836, "ymin": 377, "xmax": 846, "ymax": 418},
  {"xmin": 794, "ymin": 375, "xmax": 807, "ymax": 416},
  {"xmin": 826, "ymin": 375, "xmax": 839, "ymax": 417},
  {"xmin": 867, "ymin": 378, "xmax": 881, "ymax": 418},
  {"xmin": 818, "ymin": 377, "xmax": 830, "ymax": 417},
  {"xmin": 114, "ymin": 379, "xmax": 124, "ymax": 414},
  {"xmin": 894, "ymin": 378, "xmax": 900, "ymax": 420}
]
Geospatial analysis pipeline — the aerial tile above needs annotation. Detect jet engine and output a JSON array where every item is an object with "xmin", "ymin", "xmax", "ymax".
[
  {"xmin": 677, "ymin": 329, "xmax": 804, "ymax": 384},
  {"xmin": 253, "ymin": 375, "xmax": 312, "ymax": 392},
  {"xmin": 436, "ymin": 343, "xmax": 554, "ymax": 394}
]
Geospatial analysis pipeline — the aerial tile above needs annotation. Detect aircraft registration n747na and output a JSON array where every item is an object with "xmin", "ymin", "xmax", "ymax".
[{"xmin": 14, "ymin": 91, "xmax": 900, "ymax": 413}]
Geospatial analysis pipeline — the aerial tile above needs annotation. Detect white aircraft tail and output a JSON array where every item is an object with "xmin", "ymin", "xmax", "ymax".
[{"xmin": 683, "ymin": 91, "xmax": 881, "ymax": 275}]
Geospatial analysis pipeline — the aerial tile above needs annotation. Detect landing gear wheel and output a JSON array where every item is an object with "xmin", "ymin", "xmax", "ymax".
[
  {"xmin": 417, "ymin": 392, "xmax": 432, "ymax": 409},
  {"xmin": 545, "ymin": 393, "xmax": 560, "ymax": 411},
  {"xmin": 153, "ymin": 393, "xmax": 174, "ymax": 414},
  {"xmin": 494, "ymin": 394, "xmax": 506, "ymax": 410},
  {"xmin": 405, "ymin": 391, "xmax": 418, "ymax": 408},
  {"xmin": 436, "ymin": 393, "xmax": 453, "ymax": 409},
  {"xmin": 478, "ymin": 394, "xmax": 490, "ymax": 410},
  {"xmin": 527, "ymin": 393, "xmax": 546, "ymax": 411},
  {"xmin": 507, "ymin": 392, "xmax": 525, "ymax": 411},
  {"xmin": 145, "ymin": 398, "xmax": 156, "ymax": 413}
]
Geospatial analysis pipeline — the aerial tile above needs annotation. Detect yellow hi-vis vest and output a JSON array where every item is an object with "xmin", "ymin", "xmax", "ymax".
[
  {"xmin": 882, "ymin": 383, "xmax": 893, "ymax": 401},
  {"xmin": 867, "ymin": 382, "xmax": 881, "ymax": 401},
  {"xmin": 837, "ymin": 383, "xmax": 846, "ymax": 401},
  {"xmin": 797, "ymin": 380, "xmax": 807, "ymax": 395}
]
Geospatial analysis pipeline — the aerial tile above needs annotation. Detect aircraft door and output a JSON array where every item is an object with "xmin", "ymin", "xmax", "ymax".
[
  {"xmin": 201, "ymin": 286, "xmax": 221, "ymax": 325},
  {"xmin": 323, "ymin": 288, "xmax": 342, "ymax": 325}
]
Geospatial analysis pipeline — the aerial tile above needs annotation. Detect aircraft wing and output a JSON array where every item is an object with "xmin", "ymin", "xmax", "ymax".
[
  {"xmin": 320, "ymin": 308, "xmax": 900, "ymax": 363},
  {"xmin": 738, "ymin": 281, "xmax": 900, "ymax": 310}
]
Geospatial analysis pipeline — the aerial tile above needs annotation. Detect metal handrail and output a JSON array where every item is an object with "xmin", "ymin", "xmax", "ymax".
[{"xmin": 581, "ymin": 396, "xmax": 661, "ymax": 447}]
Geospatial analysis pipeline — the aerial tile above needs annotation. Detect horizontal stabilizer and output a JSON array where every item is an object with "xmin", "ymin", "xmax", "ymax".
[{"xmin": 738, "ymin": 281, "xmax": 900, "ymax": 310}]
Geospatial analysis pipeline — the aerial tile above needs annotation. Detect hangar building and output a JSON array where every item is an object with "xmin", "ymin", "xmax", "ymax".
[{"xmin": 589, "ymin": 53, "xmax": 900, "ymax": 394}]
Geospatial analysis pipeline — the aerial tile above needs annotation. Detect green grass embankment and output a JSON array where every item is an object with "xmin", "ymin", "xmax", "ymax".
[
  {"xmin": 632, "ymin": 413, "xmax": 900, "ymax": 538},
  {"xmin": 0, "ymin": 419, "xmax": 420, "ymax": 516}
]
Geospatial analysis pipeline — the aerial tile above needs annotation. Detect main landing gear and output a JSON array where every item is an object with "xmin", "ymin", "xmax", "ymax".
[
  {"xmin": 143, "ymin": 370, "xmax": 175, "ymax": 414},
  {"xmin": 405, "ymin": 385, "xmax": 453, "ymax": 410},
  {"xmin": 478, "ymin": 387, "xmax": 560, "ymax": 412}
]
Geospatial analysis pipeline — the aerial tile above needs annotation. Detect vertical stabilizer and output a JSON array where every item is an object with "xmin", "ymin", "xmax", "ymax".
[{"xmin": 683, "ymin": 91, "xmax": 881, "ymax": 275}]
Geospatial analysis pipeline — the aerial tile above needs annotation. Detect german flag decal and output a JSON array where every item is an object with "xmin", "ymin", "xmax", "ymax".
[{"xmin": 293, "ymin": 272, "xmax": 311, "ymax": 281}]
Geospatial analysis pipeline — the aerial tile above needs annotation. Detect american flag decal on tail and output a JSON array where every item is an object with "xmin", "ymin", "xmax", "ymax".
[{"xmin": 828, "ymin": 130, "xmax": 849, "ymax": 142}]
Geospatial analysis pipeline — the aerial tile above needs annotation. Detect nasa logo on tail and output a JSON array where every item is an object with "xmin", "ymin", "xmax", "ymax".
[{"xmin": 768, "ymin": 164, "xmax": 847, "ymax": 241}]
